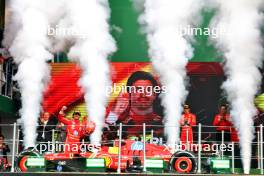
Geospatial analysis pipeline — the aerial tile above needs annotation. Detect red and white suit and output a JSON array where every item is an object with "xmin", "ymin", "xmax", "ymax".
[
  {"xmin": 180, "ymin": 113, "xmax": 196, "ymax": 144},
  {"xmin": 58, "ymin": 114, "xmax": 94, "ymax": 153}
]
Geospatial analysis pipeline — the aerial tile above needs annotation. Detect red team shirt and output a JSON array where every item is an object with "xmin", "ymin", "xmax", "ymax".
[{"xmin": 213, "ymin": 114, "xmax": 239, "ymax": 142}]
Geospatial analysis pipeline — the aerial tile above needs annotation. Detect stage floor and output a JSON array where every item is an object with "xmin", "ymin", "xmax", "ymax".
[
  {"xmin": 0, "ymin": 172, "xmax": 258, "ymax": 176},
  {"xmin": 1, "ymin": 168, "xmax": 262, "ymax": 176},
  {"xmin": 0, "ymin": 174, "xmax": 229, "ymax": 176}
]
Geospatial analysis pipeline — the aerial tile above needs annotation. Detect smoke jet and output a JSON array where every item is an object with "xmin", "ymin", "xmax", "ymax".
[
  {"xmin": 67, "ymin": 0, "xmax": 116, "ymax": 145},
  {"xmin": 4, "ymin": 0, "xmax": 115, "ymax": 147},
  {"xmin": 4, "ymin": 0, "xmax": 53, "ymax": 148},
  {"xmin": 209, "ymin": 0, "xmax": 264, "ymax": 173},
  {"xmin": 139, "ymin": 0, "xmax": 203, "ymax": 146}
]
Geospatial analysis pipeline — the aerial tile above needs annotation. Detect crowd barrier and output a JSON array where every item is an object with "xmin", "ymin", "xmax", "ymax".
[{"xmin": 0, "ymin": 123, "xmax": 263, "ymax": 174}]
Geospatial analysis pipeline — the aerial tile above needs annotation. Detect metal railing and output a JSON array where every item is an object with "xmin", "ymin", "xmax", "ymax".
[{"xmin": 0, "ymin": 123, "xmax": 263, "ymax": 174}]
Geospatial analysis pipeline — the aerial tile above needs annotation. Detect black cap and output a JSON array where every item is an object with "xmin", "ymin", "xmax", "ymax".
[{"xmin": 72, "ymin": 111, "xmax": 81, "ymax": 116}]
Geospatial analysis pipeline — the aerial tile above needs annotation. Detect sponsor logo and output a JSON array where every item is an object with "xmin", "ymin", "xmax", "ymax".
[
  {"xmin": 131, "ymin": 141, "xmax": 143, "ymax": 151},
  {"xmin": 73, "ymin": 130, "xmax": 79, "ymax": 136},
  {"xmin": 98, "ymin": 154, "xmax": 112, "ymax": 167}
]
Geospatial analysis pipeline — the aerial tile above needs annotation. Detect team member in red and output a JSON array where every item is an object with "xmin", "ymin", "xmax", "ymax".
[
  {"xmin": 213, "ymin": 105, "xmax": 233, "ymax": 142},
  {"xmin": 58, "ymin": 106, "xmax": 95, "ymax": 153},
  {"xmin": 180, "ymin": 105, "xmax": 196, "ymax": 144}
]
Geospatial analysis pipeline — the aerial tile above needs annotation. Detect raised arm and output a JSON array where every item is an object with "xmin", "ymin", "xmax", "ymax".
[{"xmin": 58, "ymin": 106, "xmax": 71, "ymax": 125}]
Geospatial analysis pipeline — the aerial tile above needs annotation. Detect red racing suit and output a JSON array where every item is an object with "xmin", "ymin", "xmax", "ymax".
[
  {"xmin": 213, "ymin": 114, "xmax": 232, "ymax": 132},
  {"xmin": 180, "ymin": 113, "xmax": 196, "ymax": 144},
  {"xmin": 213, "ymin": 114, "xmax": 239, "ymax": 142},
  {"xmin": 58, "ymin": 114, "xmax": 88, "ymax": 153}
]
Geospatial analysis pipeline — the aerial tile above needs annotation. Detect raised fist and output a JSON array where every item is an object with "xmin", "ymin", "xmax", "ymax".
[
  {"xmin": 61, "ymin": 106, "xmax": 67, "ymax": 111},
  {"xmin": 59, "ymin": 106, "xmax": 67, "ymax": 115}
]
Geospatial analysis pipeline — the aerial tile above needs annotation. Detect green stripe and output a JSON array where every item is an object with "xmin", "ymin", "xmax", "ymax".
[
  {"xmin": 26, "ymin": 158, "xmax": 45, "ymax": 167},
  {"xmin": 212, "ymin": 160, "xmax": 230, "ymax": 168},
  {"xmin": 145, "ymin": 160, "xmax": 164, "ymax": 168},
  {"xmin": 86, "ymin": 159, "xmax": 105, "ymax": 167}
]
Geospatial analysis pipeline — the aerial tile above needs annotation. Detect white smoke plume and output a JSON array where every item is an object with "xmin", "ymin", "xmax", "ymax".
[
  {"xmin": 4, "ymin": 0, "xmax": 115, "ymax": 147},
  {"xmin": 4, "ymin": 0, "xmax": 54, "ymax": 148},
  {"xmin": 209, "ymin": 0, "xmax": 264, "ymax": 173},
  {"xmin": 139, "ymin": 0, "xmax": 203, "ymax": 146},
  {"xmin": 67, "ymin": 0, "xmax": 116, "ymax": 145}
]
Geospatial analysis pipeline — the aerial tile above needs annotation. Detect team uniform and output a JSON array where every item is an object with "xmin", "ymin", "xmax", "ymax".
[
  {"xmin": 213, "ymin": 114, "xmax": 233, "ymax": 142},
  {"xmin": 58, "ymin": 114, "xmax": 94, "ymax": 153},
  {"xmin": 180, "ymin": 113, "xmax": 196, "ymax": 144}
]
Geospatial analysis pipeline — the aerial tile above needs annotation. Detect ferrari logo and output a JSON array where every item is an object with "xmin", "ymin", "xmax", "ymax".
[{"xmin": 99, "ymin": 154, "xmax": 112, "ymax": 167}]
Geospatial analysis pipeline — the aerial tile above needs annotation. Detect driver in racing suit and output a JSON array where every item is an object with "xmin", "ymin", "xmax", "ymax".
[
  {"xmin": 58, "ymin": 106, "xmax": 95, "ymax": 153},
  {"xmin": 180, "ymin": 105, "xmax": 196, "ymax": 144}
]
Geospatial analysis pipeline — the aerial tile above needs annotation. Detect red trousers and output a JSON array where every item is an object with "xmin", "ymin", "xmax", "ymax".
[
  {"xmin": 181, "ymin": 126, "xmax": 193, "ymax": 144},
  {"xmin": 64, "ymin": 135, "xmax": 80, "ymax": 153}
]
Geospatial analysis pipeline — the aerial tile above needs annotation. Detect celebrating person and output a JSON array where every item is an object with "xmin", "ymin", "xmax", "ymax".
[
  {"xmin": 58, "ymin": 106, "xmax": 95, "ymax": 153},
  {"xmin": 180, "ymin": 105, "xmax": 197, "ymax": 144},
  {"xmin": 213, "ymin": 104, "xmax": 233, "ymax": 142}
]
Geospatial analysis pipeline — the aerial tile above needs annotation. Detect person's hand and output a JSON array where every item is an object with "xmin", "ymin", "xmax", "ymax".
[
  {"xmin": 184, "ymin": 120, "xmax": 190, "ymax": 126},
  {"xmin": 40, "ymin": 118, "xmax": 45, "ymax": 124},
  {"xmin": 61, "ymin": 106, "xmax": 67, "ymax": 111},
  {"xmin": 59, "ymin": 106, "xmax": 67, "ymax": 115},
  {"xmin": 57, "ymin": 122, "xmax": 62, "ymax": 128},
  {"xmin": 111, "ymin": 92, "xmax": 129, "ymax": 121},
  {"xmin": 222, "ymin": 116, "xmax": 229, "ymax": 121}
]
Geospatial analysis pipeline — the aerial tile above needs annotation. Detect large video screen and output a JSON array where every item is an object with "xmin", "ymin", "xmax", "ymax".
[{"xmin": 43, "ymin": 62, "xmax": 224, "ymax": 140}]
